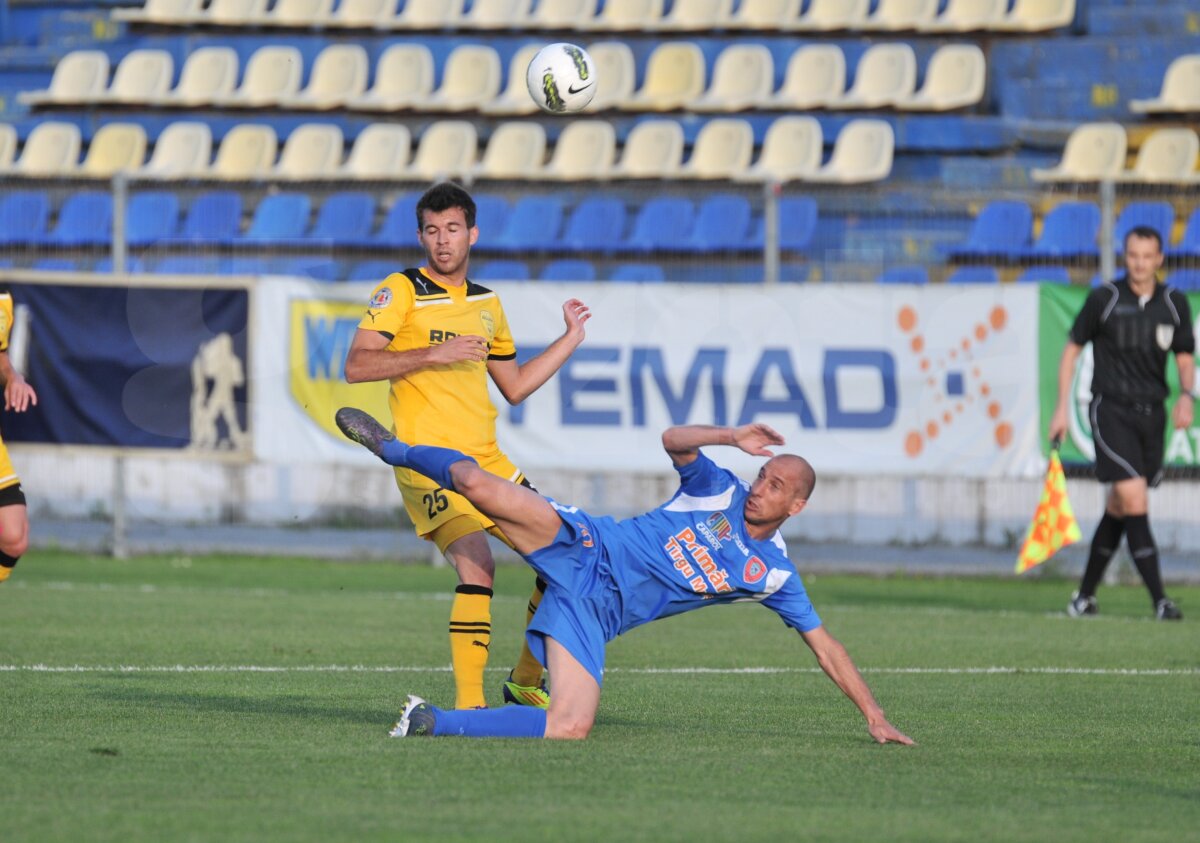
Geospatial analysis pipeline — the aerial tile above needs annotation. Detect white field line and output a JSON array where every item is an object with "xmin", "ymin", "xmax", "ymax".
[{"xmin": 1, "ymin": 664, "xmax": 1196, "ymax": 676}]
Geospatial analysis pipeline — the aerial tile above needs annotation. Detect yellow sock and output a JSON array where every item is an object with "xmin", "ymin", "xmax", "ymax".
[
  {"xmin": 510, "ymin": 577, "xmax": 547, "ymax": 688},
  {"xmin": 0, "ymin": 566, "xmax": 11, "ymax": 583},
  {"xmin": 449, "ymin": 585, "xmax": 492, "ymax": 709}
]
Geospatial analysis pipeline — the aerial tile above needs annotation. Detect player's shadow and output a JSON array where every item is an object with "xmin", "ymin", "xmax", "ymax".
[{"xmin": 92, "ymin": 681, "xmax": 392, "ymax": 724}]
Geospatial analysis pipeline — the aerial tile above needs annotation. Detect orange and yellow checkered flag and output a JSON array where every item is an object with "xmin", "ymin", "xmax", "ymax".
[{"xmin": 1016, "ymin": 447, "xmax": 1082, "ymax": 574}]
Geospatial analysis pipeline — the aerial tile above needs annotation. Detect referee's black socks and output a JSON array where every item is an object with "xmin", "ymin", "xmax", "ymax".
[
  {"xmin": 1123, "ymin": 514, "xmax": 1167, "ymax": 605},
  {"xmin": 1079, "ymin": 513, "xmax": 1125, "ymax": 598}
]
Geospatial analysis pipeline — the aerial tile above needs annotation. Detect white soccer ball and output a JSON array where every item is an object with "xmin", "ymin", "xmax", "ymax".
[{"xmin": 526, "ymin": 43, "xmax": 597, "ymax": 114}]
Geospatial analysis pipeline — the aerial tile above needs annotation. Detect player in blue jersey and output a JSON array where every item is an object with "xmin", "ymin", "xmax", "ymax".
[{"xmin": 336, "ymin": 407, "xmax": 913, "ymax": 745}]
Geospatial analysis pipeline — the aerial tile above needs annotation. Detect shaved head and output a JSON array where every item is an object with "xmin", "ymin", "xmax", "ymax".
[{"xmin": 766, "ymin": 454, "xmax": 816, "ymax": 501}]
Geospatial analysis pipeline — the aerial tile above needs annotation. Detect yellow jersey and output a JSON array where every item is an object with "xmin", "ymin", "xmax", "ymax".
[
  {"xmin": 358, "ymin": 268, "xmax": 516, "ymax": 460},
  {"xmin": 0, "ymin": 291, "xmax": 12, "ymax": 351}
]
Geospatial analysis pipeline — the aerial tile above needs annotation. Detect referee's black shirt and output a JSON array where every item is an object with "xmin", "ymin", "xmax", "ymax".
[{"xmin": 1069, "ymin": 278, "xmax": 1195, "ymax": 403}]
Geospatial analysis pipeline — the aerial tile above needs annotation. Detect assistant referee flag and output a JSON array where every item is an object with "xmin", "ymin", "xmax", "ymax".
[{"xmin": 1016, "ymin": 449, "xmax": 1082, "ymax": 574}]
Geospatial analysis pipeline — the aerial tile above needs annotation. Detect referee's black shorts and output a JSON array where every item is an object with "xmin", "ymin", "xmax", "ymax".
[{"xmin": 1089, "ymin": 395, "xmax": 1166, "ymax": 487}]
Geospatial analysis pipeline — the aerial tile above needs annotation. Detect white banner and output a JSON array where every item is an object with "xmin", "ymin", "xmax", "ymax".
[{"xmin": 253, "ymin": 278, "xmax": 1043, "ymax": 478}]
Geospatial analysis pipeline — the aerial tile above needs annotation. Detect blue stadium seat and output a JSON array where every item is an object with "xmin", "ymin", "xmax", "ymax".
[
  {"xmin": 221, "ymin": 257, "xmax": 271, "ymax": 276},
  {"xmin": 308, "ymin": 192, "xmax": 376, "ymax": 247},
  {"xmin": 610, "ymin": 263, "xmax": 665, "ymax": 282},
  {"xmin": 946, "ymin": 266, "xmax": 1000, "ymax": 284},
  {"xmin": 781, "ymin": 263, "xmax": 810, "ymax": 284},
  {"xmin": 32, "ymin": 258, "xmax": 80, "ymax": 271},
  {"xmin": 1114, "ymin": 201, "xmax": 1174, "ymax": 252},
  {"xmin": 0, "ymin": 191, "xmax": 49, "ymax": 245},
  {"xmin": 489, "ymin": 196, "xmax": 565, "ymax": 253},
  {"xmin": 1016, "ymin": 266, "xmax": 1071, "ymax": 284},
  {"xmin": 473, "ymin": 260, "xmax": 530, "ymax": 282},
  {"xmin": 238, "ymin": 193, "xmax": 312, "ymax": 244},
  {"xmin": 126, "ymin": 192, "xmax": 180, "ymax": 248},
  {"xmin": 347, "ymin": 260, "xmax": 400, "ymax": 283},
  {"xmin": 95, "ymin": 256, "xmax": 145, "ymax": 274},
  {"xmin": 779, "ymin": 197, "xmax": 819, "ymax": 252},
  {"xmin": 153, "ymin": 255, "xmax": 221, "ymax": 275},
  {"xmin": 40, "ymin": 192, "xmax": 112, "ymax": 247},
  {"xmin": 372, "ymin": 192, "xmax": 421, "ymax": 248},
  {"xmin": 877, "ymin": 266, "xmax": 929, "ymax": 285},
  {"xmin": 181, "ymin": 192, "xmax": 243, "ymax": 242},
  {"xmin": 1171, "ymin": 208, "xmax": 1200, "ymax": 258},
  {"xmin": 473, "ymin": 193, "xmax": 510, "ymax": 242},
  {"xmin": 1169, "ymin": 270, "xmax": 1200, "ymax": 292},
  {"xmin": 537, "ymin": 259, "xmax": 595, "ymax": 282},
  {"xmin": 283, "ymin": 256, "xmax": 342, "ymax": 282},
  {"xmin": 1022, "ymin": 202, "xmax": 1100, "ymax": 258},
  {"xmin": 682, "ymin": 195, "xmax": 753, "ymax": 253},
  {"xmin": 626, "ymin": 198, "xmax": 695, "ymax": 253},
  {"xmin": 947, "ymin": 200, "xmax": 1032, "ymax": 259},
  {"xmin": 561, "ymin": 197, "xmax": 627, "ymax": 253}
]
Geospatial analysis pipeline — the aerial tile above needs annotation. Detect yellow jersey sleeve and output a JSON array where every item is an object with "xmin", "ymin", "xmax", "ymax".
[
  {"xmin": 0, "ymin": 294, "xmax": 13, "ymax": 352},
  {"xmin": 487, "ymin": 298, "xmax": 516, "ymax": 361},
  {"xmin": 358, "ymin": 274, "xmax": 414, "ymax": 339}
]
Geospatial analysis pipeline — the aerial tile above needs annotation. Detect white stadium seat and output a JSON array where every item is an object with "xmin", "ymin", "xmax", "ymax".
[
  {"xmin": 0, "ymin": 124, "xmax": 17, "ymax": 170},
  {"xmin": 619, "ymin": 41, "xmax": 706, "ymax": 112},
  {"xmin": 766, "ymin": 45, "xmax": 846, "ymax": 109},
  {"xmin": 275, "ymin": 124, "xmax": 345, "ymax": 180},
  {"xmin": 993, "ymin": 0, "xmax": 1076, "ymax": 32},
  {"xmin": 679, "ymin": 118, "xmax": 754, "ymax": 179},
  {"xmin": 736, "ymin": 116, "xmax": 823, "ymax": 183},
  {"xmin": 530, "ymin": 0, "xmax": 598, "ymax": 29},
  {"xmin": 726, "ymin": 0, "xmax": 803, "ymax": 29},
  {"xmin": 1120, "ymin": 129, "xmax": 1199, "ymax": 183},
  {"xmin": 586, "ymin": 41, "xmax": 637, "ymax": 111},
  {"xmin": 580, "ymin": 0, "xmax": 663, "ymax": 30},
  {"xmin": 279, "ymin": 44, "xmax": 368, "ymax": 110},
  {"xmin": 415, "ymin": 45, "xmax": 502, "ymax": 112},
  {"xmin": 480, "ymin": 44, "xmax": 544, "ymax": 116},
  {"xmin": 155, "ymin": 47, "xmax": 239, "ymax": 107},
  {"xmin": 792, "ymin": 0, "xmax": 870, "ymax": 31},
  {"xmin": 406, "ymin": 121, "xmax": 478, "ymax": 180},
  {"xmin": 541, "ymin": 120, "xmax": 616, "ymax": 180},
  {"xmin": 460, "ymin": 0, "xmax": 535, "ymax": 29},
  {"xmin": 253, "ymin": 0, "xmax": 334, "ymax": 26},
  {"xmin": 807, "ymin": 119, "xmax": 895, "ymax": 183},
  {"xmin": 693, "ymin": 45, "xmax": 774, "ymax": 113},
  {"xmin": 12, "ymin": 122, "xmax": 82, "ymax": 176},
  {"xmin": 212, "ymin": 46, "xmax": 303, "ymax": 108},
  {"xmin": 655, "ymin": 0, "xmax": 733, "ymax": 31},
  {"xmin": 112, "ymin": 0, "xmax": 204, "ymax": 25},
  {"xmin": 80, "ymin": 123, "xmax": 148, "ymax": 178},
  {"xmin": 897, "ymin": 44, "xmax": 987, "ymax": 111},
  {"xmin": 1131, "ymin": 54, "xmax": 1200, "ymax": 115},
  {"xmin": 137, "ymin": 122, "xmax": 214, "ymax": 179},
  {"xmin": 211, "ymin": 124, "xmax": 279, "ymax": 180},
  {"xmin": 475, "ymin": 122, "xmax": 547, "ymax": 179},
  {"xmin": 612, "ymin": 119, "xmax": 684, "ymax": 178},
  {"xmin": 18, "ymin": 50, "xmax": 109, "ymax": 106},
  {"xmin": 347, "ymin": 43, "xmax": 434, "ymax": 111},
  {"xmin": 96, "ymin": 49, "xmax": 174, "ymax": 105},
  {"xmin": 917, "ymin": 0, "xmax": 1005, "ymax": 33},
  {"xmin": 831, "ymin": 43, "xmax": 917, "ymax": 109},
  {"xmin": 205, "ymin": 0, "xmax": 270, "ymax": 25},
  {"xmin": 323, "ymin": 0, "xmax": 399, "ymax": 28},
  {"xmin": 332, "ymin": 123, "xmax": 412, "ymax": 180},
  {"xmin": 386, "ymin": 0, "xmax": 465, "ymax": 29},
  {"xmin": 864, "ymin": 0, "xmax": 939, "ymax": 30},
  {"xmin": 1031, "ymin": 122, "xmax": 1127, "ymax": 182}
]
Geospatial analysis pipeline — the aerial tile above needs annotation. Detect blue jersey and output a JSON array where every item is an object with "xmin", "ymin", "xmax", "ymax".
[{"xmin": 601, "ymin": 452, "xmax": 821, "ymax": 636}]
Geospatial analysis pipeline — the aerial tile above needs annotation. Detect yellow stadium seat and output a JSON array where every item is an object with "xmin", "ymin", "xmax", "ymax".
[
  {"xmin": 211, "ymin": 124, "xmax": 279, "ymax": 181},
  {"xmin": 80, "ymin": 123, "xmax": 148, "ymax": 178}
]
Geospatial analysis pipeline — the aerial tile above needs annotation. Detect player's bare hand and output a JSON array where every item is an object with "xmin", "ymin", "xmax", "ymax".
[
  {"xmin": 561, "ymin": 299, "xmax": 591, "ymax": 340},
  {"xmin": 430, "ymin": 334, "xmax": 489, "ymax": 365},
  {"xmin": 1047, "ymin": 405, "xmax": 1068, "ymax": 445},
  {"xmin": 1172, "ymin": 395, "xmax": 1194, "ymax": 430},
  {"xmin": 4, "ymin": 375, "xmax": 36, "ymax": 413},
  {"xmin": 868, "ymin": 720, "xmax": 914, "ymax": 746},
  {"xmin": 733, "ymin": 423, "xmax": 785, "ymax": 456}
]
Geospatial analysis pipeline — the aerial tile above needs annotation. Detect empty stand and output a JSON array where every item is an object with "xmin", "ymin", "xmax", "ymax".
[
  {"xmin": 1130, "ymin": 55, "xmax": 1200, "ymax": 115},
  {"xmin": 204, "ymin": 0, "xmax": 270, "ymax": 25},
  {"xmin": 156, "ymin": 47, "xmax": 239, "ymax": 107},
  {"xmin": 993, "ymin": 0, "xmax": 1076, "ymax": 32},
  {"xmin": 179, "ymin": 192, "xmax": 243, "ymax": 242},
  {"xmin": 898, "ymin": 44, "xmax": 986, "ymax": 111},
  {"xmin": 39, "ymin": 192, "xmax": 112, "ymax": 247},
  {"xmin": 347, "ymin": 44, "xmax": 434, "ymax": 111},
  {"xmin": 865, "ymin": 0, "xmax": 939, "ymax": 30},
  {"xmin": 460, "ymin": 0, "xmax": 536, "ymax": 29},
  {"xmin": 371, "ymin": 193, "xmax": 422, "ymax": 247},
  {"xmin": 792, "ymin": 0, "xmax": 870, "ymax": 31},
  {"xmin": 531, "ymin": 0, "xmax": 597, "ymax": 29},
  {"xmin": 280, "ymin": 45, "xmax": 368, "ymax": 110},
  {"xmin": 1169, "ymin": 270, "xmax": 1200, "ymax": 291},
  {"xmin": 654, "ymin": 0, "xmax": 733, "ymax": 31},
  {"xmin": 878, "ymin": 266, "xmax": 930, "ymax": 284},
  {"xmin": 682, "ymin": 195, "xmax": 753, "ymax": 252},
  {"xmin": 586, "ymin": 41, "xmax": 637, "ymax": 111},
  {"xmin": 918, "ymin": 0, "xmax": 1006, "ymax": 33},
  {"xmin": 0, "ymin": 124, "xmax": 16, "ymax": 170},
  {"xmin": 833, "ymin": 43, "xmax": 917, "ymax": 109},
  {"xmin": 728, "ymin": 0, "xmax": 803, "ymax": 29},
  {"xmin": 767, "ymin": 44, "xmax": 846, "ymax": 109},
  {"xmin": 693, "ymin": 45, "xmax": 774, "ymax": 112},
  {"xmin": 542, "ymin": 120, "xmax": 616, "ymax": 180},
  {"xmin": 610, "ymin": 263, "xmax": 665, "ymax": 282},
  {"xmin": 237, "ymin": 193, "xmax": 311, "ymax": 244},
  {"xmin": 348, "ymin": 261, "xmax": 400, "ymax": 282},
  {"xmin": 0, "ymin": 192, "xmax": 50, "ymax": 244},
  {"xmin": 212, "ymin": 46, "xmax": 303, "ymax": 108},
  {"xmin": 1031, "ymin": 122, "xmax": 1127, "ymax": 182},
  {"xmin": 416, "ymin": 45, "xmax": 502, "ymax": 112},
  {"xmin": 777, "ymin": 197, "xmax": 819, "ymax": 251},
  {"xmin": 1113, "ymin": 202, "xmax": 1174, "ymax": 249},
  {"xmin": 95, "ymin": 49, "xmax": 173, "ymax": 105},
  {"xmin": 333, "ymin": 123, "xmax": 411, "ymax": 180},
  {"xmin": 489, "ymin": 196, "xmax": 565, "ymax": 253},
  {"xmin": 211, "ymin": 124, "xmax": 279, "ymax": 180},
  {"xmin": 389, "ymin": 0, "xmax": 465, "ymax": 29},
  {"xmin": 1120, "ymin": 129, "xmax": 1199, "ymax": 183},
  {"xmin": 18, "ymin": 50, "xmax": 109, "ymax": 107},
  {"xmin": 626, "ymin": 197, "xmax": 695, "ymax": 252},
  {"xmin": 480, "ymin": 44, "xmax": 544, "ymax": 116},
  {"xmin": 125, "ymin": 192, "xmax": 180, "ymax": 247},
  {"xmin": 1021, "ymin": 201, "xmax": 1100, "ymax": 258},
  {"xmin": 407, "ymin": 121, "xmax": 478, "ymax": 180},
  {"xmin": 581, "ymin": 0, "xmax": 664, "ymax": 30},
  {"xmin": 323, "ymin": 0, "xmax": 400, "ymax": 28},
  {"xmin": 539, "ymin": 260, "xmax": 597, "ymax": 282},
  {"xmin": 612, "ymin": 120, "xmax": 684, "ymax": 178},
  {"xmin": 946, "ymin": 266, "xmax": 1000, "ymax": 284},
  {"xmin": 475, "ymin": 123, "xmax": 547, "ymax": 179},
  {"xmin": 274, "ymin": 124, "xmax": 345, "ymax": 180},
  {"xmin": 1171, "ymin": 209, "xmax": 1200, "ymax": 258},
  {"xmin": 807, "ymin": 120, "xmax": 895, "ymax": 183},
  {"xmin": 10, "ymin": 122, "xmax": 82, "ymax": 176},
  {"xmin": 473, "ymin": 260, "xmax": 530, "ymax": 281},
  {"xmin": 80, "ymin": 123, "xmax": 148, "ymax": 178},
  {"xmin": 947, "ymin": 200, "xmax": 1033, "ymax": 259},
  {"xmin": 619, "ymin": 42, "xmax": 706, "ymax": 112},
  {"xmin": 253, "ymin": 0, "xmax": 334, "ymax": 26},
  {"xmin": 560, "ymin": 197, "xmax": 627, "ymax": 251},
  {"xmin": 737, "ymin": 116, "xmax": 823, "ymax": 182},
  {"xmin": 679, "ymin": 119, "xmax": 754, "ymax": 179},
  {"xmin": 137, "ymin": 122, "xmax": 213, "ymax": 179},
  {"xmin": 307, "ymin": 193, "xmax": 376, "ymax": 245},
  {"xmin": 112, "ymin": 0, "xmax": 204, "ymax": 24}
]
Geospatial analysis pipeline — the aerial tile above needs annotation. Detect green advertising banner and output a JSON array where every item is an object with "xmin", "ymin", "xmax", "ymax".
[{"xmin": 1038, "ymin": 285, "xmax": 1200, "ymax": 468}]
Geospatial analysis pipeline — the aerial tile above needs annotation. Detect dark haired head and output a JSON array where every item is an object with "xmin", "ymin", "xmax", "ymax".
[
  {"xmin": 1124, "ymin": 225, "xmax": 1163, "ymax": 253},
  {"xmin": 416, "ymin": 182, "xmax": 476, "ymax": 230}
]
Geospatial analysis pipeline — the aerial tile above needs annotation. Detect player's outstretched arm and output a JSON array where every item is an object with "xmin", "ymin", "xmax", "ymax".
[
  {"xmin": 662, "ymin": 423, "xmax": 785, "ymax": 466},
  {"xmin": 343, "ymin": 328, "xmax": 488, "ymax": 384},
  {"xmin": 799, "ymin": 625, "xmax": 914, "ymax": 746},
  {"xmin": 0, "ymin": 350, "xmax": 36, "ymax": 412},
  {"xmin": 488, "ymin": 299, "xmax": 590, "ymax": 405}
]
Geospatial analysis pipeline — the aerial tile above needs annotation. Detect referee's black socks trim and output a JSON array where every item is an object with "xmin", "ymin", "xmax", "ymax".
[{"xmin": 1079, "ymin": 512, "xmax": 1124, "ymax": 598}]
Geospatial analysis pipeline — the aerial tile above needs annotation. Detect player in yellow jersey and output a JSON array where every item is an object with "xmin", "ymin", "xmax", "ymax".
[
  {"xmin": 344, "ymin": 183, "xmax": 590, "ymax": 709},
  {"xmin": 0, "ymin": 289, "xmax": 37, "ymax": 584}
]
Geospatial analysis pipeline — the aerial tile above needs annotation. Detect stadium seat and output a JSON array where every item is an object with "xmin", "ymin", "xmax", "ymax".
[
  {"xmin": 1031, "ymin": 123, "xmax": 1127, "ymax": 182},
  {"xmin": 201, "ymin": 0, "xmax": 269, "ymax": 25},
  {"xmin": 1120, "ymin": 129, "xmax": 1199, "ymax": 183},
  {"xmin": 406, "ymin": 121, "xmax": 477, "ymax": 180},
  {"xmin": 347, "ymin": 44, "xmax": 434, "ymax": 112},
  {"xmin": 1022, "ymin": 202, "xmax": 1100, "ymax": 258},
  {"xmin": 737, "ymin": 116, "xmax": 823, "ymax": 183},
  {"xmin": 18, "ymin": 50, "xmax": 109, "ymax": 107},
  {"xmin": 280, "ymin": 45, "xmax": 368, "ymax": 110},
  {"xmin": 125, "ymin": 192, "xmax": 180, "ymax": 247},
  {"xmin": 475, "ymin": 122, "xmax": 547, "ymax": 179},
  {"xmin": 727, "ymin": 0, "xmax": 802, "ymax": 29},
  {"xmin": 137, "ymin": 122, "xmax": 213, "ymax": 179},
  {"xmin": 323, "ymin": 0, "xmax": 399, "ymax": 27},
  {"xmin": 877, "ymin": 266, "xmax": 930, "ymax": 284},
  {"xmin": 238, "ymin": 193, "xmax": 312, "ymax": 244},
  {"xmin": 792, "ymin": 0, "xmax": 869, "ymax": 31},
  {"xmin": 807, "ymin": 120, "xmax": 895, "ymax": 184},
  {"xmin": 274, "ymin": 124, "xmax": 345, "ymax": 180},
  {"xmin": 539, "ymin": 259, "xmax": 597, "ymax": 282},
  {"xmin": 112, "ymin": 0, "xmax": 204, "ymax": 24},
  {"xmin": 211, "ymin": 124, "xmax": 278, "ymax": 180},
  {"xmin": 40, "ymin": 192, "xmax": 112, "ymax": 247},
  {"xmin": 0, "ymin": 191, "xmax": 49, "ymax": 245},
  {"xmin": 832, "ymin": 43, "xmax": 917, "ymax": 109},
  {"xmin": 282, "ymin": 256, "xmax": 342, "ymax": 282},
  {"xmin": 1171, "ymin": 209, "xmax": 1200, "ymax": 257},
  {"xmin": 95, "ymin": 49, "xmax": 173, "ymax": 105},
  {"xmin": 1168, "ymin": 269, "xmax": 1200, "ymax": 291},
  {"xmin": 387, "ymin": 0, "xmax": 464, "ymax": 28},
  {"xmin": 80, "ymin": 123, "xmax": 148, "ymax": 178},
  {"xmin": 777, "ymin": 197, "xmax": 819, "ymax": 251},
  {"xmin": 610, "ymin": 263, "xmax": 665, "ymax": 282},
  {"xmin": 992, "ymin": 0, "xmax": 1075, "ymax": 32},
  {"xmin": 32, "ymin": 259, "xmax": 80, "ymax": 272},
  {"xmin": 693, "ymin": 45, "xmax": 774, "ymax": 113},
  {"xmin": 416, "ymin": 45, "xmax": 502, "ymax": 112},
  {"xmin": 0, "ymin": 124, "xmax": 15, "ymax": 170},
  {"xmin": 488, "ymin": 197, "xmax": 565, "ymax": 253},
  {"xmin": 473, "ymin": 260, "xmax": 531, "ymax": 281},
  {"xmin": 626, "ymin": 197, "xmax": 695, "ymax": 252},
  {"xmin": 767, "ymin": 44, "xmax": 847, "ymax": 109},
  {"xmin": 586, "ymin": 41, "xmax": 636, "ymax": 111},
  {"xmin": 180, "ymin": 191, "xmax": 243, "ymax": 242},
  {"xmin": 864, "ymin": 0, "xmax": 939, "ymax": 30},
  {"xmin": 542, "ymin": 120, "xmax": 616, "ymax": 180},
  {"xmin": 371, "ymin": 193, "xmax": 422, "ymax": 247},
  {"xmin": 473, "ymin": 194, "xmax": 511, "ymax": 237},
  {"xmin": 460, "ymin": 0, "xmax": 536, "ymax": 29},
  {"xmin": 679, "ymin": 119, "xmax": 754, "ymax": 179},
  {"xmin": 947, "ymin": 200, "xmax": 1033, "ymax": 259},
  {"xmin": 682, "ymin": 194, "xmax": 753, "ymax": 252},
  {"xmin": 253, "ymin": 0, "xmax": 334, "ymax": 26},
  {"xmin": 347, "ymin": 260, "xmax": 401, "ymax": 282},
  {"xmin": 581, "ymin": 0, "xmax": 664, "ymax": 30},
  {"xmin": 946, "ymin": 266, "xmax": 999, "ymax": 284},
  {"xmin": 918, "ymin": 0, "xmax": 1005, "ymax": 32},
  {"xmin": 155, "ymin": 47, "xmax": 239, "ymax": 106},
  {"xmin": 306, "ymin": 193, "xmax": 375, "ymax": 247},
  {"xmin": 212, "ymin": 46, "xmax": 304, "ymax": 108},
  {"xmin": 1131, "ymin": 55, "xmax": 1200, "ymax": 115},
  {"xmin": 1114, "ymin": 202, "xmax": 1175, "ymax": 250},
  {"xmin": 897, "ymin": 44, "xmax": 986, "ymax": 112},
  {"xmin": 11, "ymin": 122, "xmax": 82, "ymax": 176},
  {"xmin": 333, "ymin": 123, "xmax": 411, "ymax": 180},
  {"xmin": 1016, "ymin": 266, "xmax": 1071, "ymax": 284},
  {"xmin": 480, "ymin": 44, "xmax": 544, "ymax": 116},
  {"xmin": 612, "ymin": 119, "xmax": 684, "ymax": 178},
  {"xmin": 95, "ymin": 258, "xmax": 139, "ymax": 274},
  {"xmin": 619, "ymin": 42, "xmax": 706, "ymax": 112},
  {"xmin": 152, "ymin": 255, "xmax": 221, "ymax": 275},
  {"xmin": 560, "ymin": 197, "xmax": 627, "ymax": 251},
  {"xmin": 530, "ymin": 0, "xmax": 596, "ymax": 29},
  {"xmin": 219, "ymin": 257, "xmax": 271, "ymax": 275},
  {"xmin": 654, "ymin": 0, "xmax": 733, "ymax": 30}
]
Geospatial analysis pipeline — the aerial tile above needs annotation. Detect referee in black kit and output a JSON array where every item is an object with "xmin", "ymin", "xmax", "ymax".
[{"xmin": 1049, "ymin": 226, "xmax": 1196, "ymax": 621}]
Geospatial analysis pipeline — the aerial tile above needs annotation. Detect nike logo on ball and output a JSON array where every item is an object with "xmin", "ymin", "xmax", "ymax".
[{"xmin": 567, "ymin": 82, "xmax": 594, "ymax": 94}]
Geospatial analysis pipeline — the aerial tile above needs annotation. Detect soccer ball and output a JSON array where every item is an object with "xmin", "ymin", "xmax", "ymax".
[{"xmin": 526, "ymin": 43, "xmax": 597, "ymax": 114}]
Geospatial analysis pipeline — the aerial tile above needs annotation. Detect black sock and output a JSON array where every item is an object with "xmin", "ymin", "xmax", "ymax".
[
  {"xmin": 1079, "ymin": 513, "xmax": 1124, "ymax": 597},
  {"xmin": 0, "ymin": 549, "xmax": 18, "ymax": 570},
  {"xmin": 1124, "ymin": 514, "xmax": 1166, "ymax": 605}
]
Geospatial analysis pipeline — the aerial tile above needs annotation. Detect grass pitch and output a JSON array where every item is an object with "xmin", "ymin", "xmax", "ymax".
[{"xmin": 1, "ymin": 551, "xmax": 1197, "ymax": 842}]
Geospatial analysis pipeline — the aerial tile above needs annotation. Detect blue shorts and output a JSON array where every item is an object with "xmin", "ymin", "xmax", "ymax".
[{"xmin": 522, "ymin": 503, "xmax": 621, "ymax": 688}]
